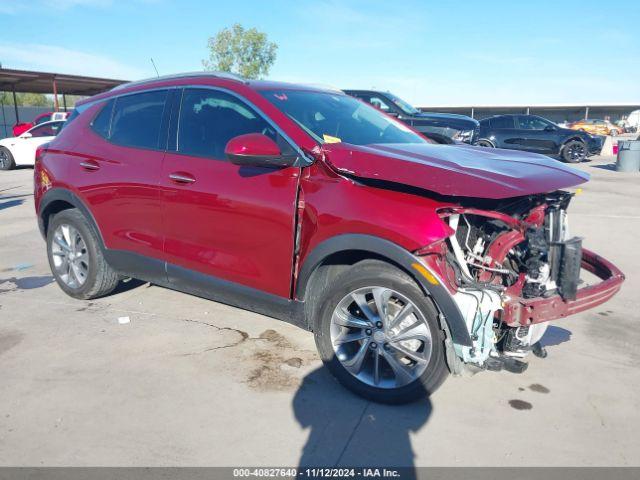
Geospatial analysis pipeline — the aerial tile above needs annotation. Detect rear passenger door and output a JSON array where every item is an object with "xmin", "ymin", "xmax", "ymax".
[
  {"xmin": 486, "ymin": 116, "xmax": 520, "ymax": 149},
  {"xmin": 77, "ymin": 89, "xmax": 171, "ymax": 271},
  {"xmin": 160, "ymin": 88, "xmax": 300, "ymax": 298}
]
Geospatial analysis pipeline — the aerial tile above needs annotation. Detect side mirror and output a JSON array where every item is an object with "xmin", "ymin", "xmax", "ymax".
[
  {"xmin": 225, "ymin": 133, "xmax": 293, "ymax": 167},
  {"xmin": 21, "ymin": 132, "xmax": 33, "ymax": 139},
  {"xmin": 386, "ymin": 111, "xmax": 400, "ymax": 118},
  {"xmin": 544, "ymin": 125, "xmax": 556, "ymax": 132}
]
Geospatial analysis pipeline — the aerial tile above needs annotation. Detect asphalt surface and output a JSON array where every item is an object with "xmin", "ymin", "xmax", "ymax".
[{"xmin": 0, "ymin": 155, "xmax": 638, "ymax": 467}]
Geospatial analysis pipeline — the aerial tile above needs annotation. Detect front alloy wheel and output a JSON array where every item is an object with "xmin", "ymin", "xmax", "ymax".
[
  {"xmin": 562, "ymin": 140, "xmax": 587, "ymax": 163},
  {"xmin": 330, "ymin": 287, "xmax": 433, "ymax": 389},
  {"xmin": 314, "ymin": 259, "xmax": 448, "ymax": 404}
]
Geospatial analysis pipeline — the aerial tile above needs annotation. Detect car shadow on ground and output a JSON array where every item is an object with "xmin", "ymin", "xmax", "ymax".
[
  {"xmin": 293, "ymin": 365, "xmax": 432, "ymax": 478},
  {"xmin": 0, "ymin": 197, "xmax": 25, "ymax": 211},
  {"xmin": 0, "ymin": 275, "xmax": 54, "ymax": 293},
  {"xmin": 540, "ymin": 325, "xmax": 572, "ymax": 347},
  {"xmin": 590, "ymin": 163, "xmax": 617, "ymax": 171}
]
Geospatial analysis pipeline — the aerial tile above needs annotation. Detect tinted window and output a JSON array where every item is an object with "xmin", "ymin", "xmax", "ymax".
[
  {"xmin": 517, "ymin": 116, "xmax": 549, "ymax": 130},
  {"xmin": 178, "ymin": 88, "xmax": 283, "ymax": 159},
  {"xmin": 34, "ymin": 114, "xmax": 52, "ymax": 126},
  {"xmin": 489, "ymin": 116, "xmax": 514, "ymax": 129},
  {"xmin": 90, "ymin": 99, "xmax": 115, "ymax": 138},
  {"xmin": 28, "ymin": 121, "xmax": 64, "ymax": 138},
  {"xmin": 110, "ymin": 90, "xmax": 168, "ymax": 149},
  {"xmin": 368, "ymin": 96, "xmax": 392, "ymax": 112}
]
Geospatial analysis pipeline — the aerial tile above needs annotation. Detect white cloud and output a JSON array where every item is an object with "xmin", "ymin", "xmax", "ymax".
[{"xmin": 0, "ymin": 43, "xmax": 148, "ymax": 80}]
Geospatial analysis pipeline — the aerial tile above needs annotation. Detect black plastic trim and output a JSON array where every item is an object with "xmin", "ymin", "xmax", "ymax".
[
  {"xmin": 166, "ymin": 262, "xmax": 305, "ymax": 328},
  {"xmin": 103, "ymin": 249, "xmax": 306, "ymax": 329},
  {"xmin": 296, "ymin": 234, "xmax": 473, "ymax": 347},
  {"xmin": 38, "ymin": 188, "xmax": 105, "ymax": 245}
]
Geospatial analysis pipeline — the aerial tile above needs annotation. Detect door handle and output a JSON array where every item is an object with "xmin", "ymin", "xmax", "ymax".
[
  {"xmin": 80, "ymin": 160, "xmax": 100, "ymax": 171},
  {"xmin": 169, "ymin": 172, "xmax": 196, "ymax": 184}
]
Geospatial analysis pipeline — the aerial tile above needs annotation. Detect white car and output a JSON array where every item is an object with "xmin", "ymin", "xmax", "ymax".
[{"xmin": 0, "ymin": 120, "xmax": 65, "ymax": 170}]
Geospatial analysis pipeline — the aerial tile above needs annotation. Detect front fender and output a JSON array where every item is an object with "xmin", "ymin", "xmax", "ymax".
[{"xmin": 297, "ymin": 234, "xmax": 472, "ymax": 348}]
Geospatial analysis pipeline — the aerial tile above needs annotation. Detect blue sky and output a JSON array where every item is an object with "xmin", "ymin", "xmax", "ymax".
[{"xmin": 1, "ymin": 0, "xmax": 639, "ymax": 106}]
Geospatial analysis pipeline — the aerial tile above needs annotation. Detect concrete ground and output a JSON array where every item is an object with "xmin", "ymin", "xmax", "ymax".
[{"xmin": 0, "ymin": 156, "xmax": 638, "ymax": 467}]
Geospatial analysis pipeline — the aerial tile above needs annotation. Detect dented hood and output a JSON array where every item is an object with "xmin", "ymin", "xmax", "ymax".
[{"xmin": 323, "ymin": 143, "xmax": 590, "ymax": 199}]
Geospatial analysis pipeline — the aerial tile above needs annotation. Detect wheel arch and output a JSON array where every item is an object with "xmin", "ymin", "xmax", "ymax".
[
  {"xmin": 296, "ymin": 234, "xmax": 472, "ymax": 347},
  {"xmin": 38, "ymin": 188, "xmax": 105, "ymax": 248},
  {"xmin": 476, "ymin": 138, "xmax": 496, "ymax": 148}
]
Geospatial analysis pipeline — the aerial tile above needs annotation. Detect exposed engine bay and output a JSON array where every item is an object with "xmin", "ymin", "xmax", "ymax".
[{"xmin": 438, "ymin": 191, "xmax": 586, "ymax": 373}]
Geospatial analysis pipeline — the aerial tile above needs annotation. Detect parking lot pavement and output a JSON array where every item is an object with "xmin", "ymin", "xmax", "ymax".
[{"xmin": 1, "ymin": 157, "xmax": 639, "ymax": 467}]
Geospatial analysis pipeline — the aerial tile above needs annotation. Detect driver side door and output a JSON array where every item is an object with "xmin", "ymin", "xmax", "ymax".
[
  {"xmin": 516, "ymin": 115, "xmax": 558, "ymax": 154},
  {"xmin": 160, "ymin": 87, "xmax": 301, "ymax": 298}
]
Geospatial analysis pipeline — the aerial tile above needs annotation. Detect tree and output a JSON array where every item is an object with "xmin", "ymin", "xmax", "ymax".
[
  {"xmin": 203, "ymin": 23, "xmax": 277, "ymax": 79},
  {"xmin": 0, "ymin": 92, "xmax": 52, "ymax": 107}
]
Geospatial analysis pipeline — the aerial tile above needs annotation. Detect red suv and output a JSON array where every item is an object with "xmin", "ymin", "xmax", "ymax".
[{"xmin": 34, "ymin": 73, "xmax": 624, "ymax": 403}]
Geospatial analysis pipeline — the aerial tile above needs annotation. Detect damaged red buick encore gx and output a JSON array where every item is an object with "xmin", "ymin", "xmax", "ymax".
[{"xmin": 34, "ymin": 73, "xmax": 624, "ymax": 403}]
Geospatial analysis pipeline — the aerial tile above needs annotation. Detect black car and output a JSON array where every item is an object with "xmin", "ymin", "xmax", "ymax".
[
  {"xmin": 477, "ymin": 114, "xmax": 603, "ymax": 163},
  {"xmin": 343, "ymin": 89, "xmax": 479, "ymax": 144}
]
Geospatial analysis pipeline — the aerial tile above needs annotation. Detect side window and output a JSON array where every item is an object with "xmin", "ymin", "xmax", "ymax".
[
  {"xmin": 489, "ymin": 116, "xmax": 514, "ymax": 129},
  {"xmin": 368, "ymin": 96, "xmax": 392, "ymax": 112},
  {"xmin": 517, "ymin": 116, "xmax": 547, "ymax": 130},
  {"xmin": 177, "ymin": 88, "xmax": 292, "ymax": 160},
  {"xmin": 110, "ymin": 90, "xmax": 168, "ymax": 149},
  {"xmin": 28, "ymin": 122, "xmax": 63, "ymax": 138},
  {"xmin": 34, "ymin": 115, "xmax": 52, "ymax": 126},
  {"xmin": 90, "ymin": 99, "xmax": 115, "ymax": 139}
]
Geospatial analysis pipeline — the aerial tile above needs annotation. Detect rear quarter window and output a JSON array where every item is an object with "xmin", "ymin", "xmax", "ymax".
[
  {"xmin": 90, "ymin": 99, "xmax": 115, "ymax": 139},
  {"xmin": 109, "ymin": 90, "xmax": 168, "ymax": 150}
]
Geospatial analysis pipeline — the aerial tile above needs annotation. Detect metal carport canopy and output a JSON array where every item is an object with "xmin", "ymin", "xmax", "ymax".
[{"xmin": 0, "ymin": 68, "xmax": 127, "ymax": 95}]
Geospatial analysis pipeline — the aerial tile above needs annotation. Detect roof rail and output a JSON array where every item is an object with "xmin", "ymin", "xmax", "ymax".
[{"xmin": 110, "ymin": 71, "xmax": 246, "ymax": 91}]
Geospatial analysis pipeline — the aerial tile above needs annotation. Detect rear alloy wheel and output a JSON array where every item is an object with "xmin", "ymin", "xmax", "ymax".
[
  {"xmin": 0, "ymin": 147, "xmax": 15, "ymax": 171},
  {"xmin": 477, "ymin": 140, "xmax": 494, "ymax": 148},
  {"xmin": 47, "ymin": 209, "xmax": 120, "ymax": 299},
  {"xmin": 313, "ymin": 260, "xmax": 448, "ymax": 404},
  {"xmin": 562, "ymin": 140, "xmax": 587, "ymax": 163}
]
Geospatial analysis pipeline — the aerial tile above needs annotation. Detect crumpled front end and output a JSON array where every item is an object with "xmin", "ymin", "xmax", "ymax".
[{"xmin": 417, "ymin": 190, "xmax": 624, "ymax": 373}]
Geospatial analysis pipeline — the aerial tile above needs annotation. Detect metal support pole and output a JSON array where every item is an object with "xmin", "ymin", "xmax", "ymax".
[
  {"xmin": 12, "ymin": 87, "xmax": 19, "ymax": 124},
  {"xmin": 63, "ymin": 94, "xmax": 67, "ymax": 112},
  {"xmin": 526, "ymin": 106, "xmax": 530, "ymax": 115},
  {"xmin": 53, "ymin": 79, "xmax": 59, "ymax": 111},
  {"xmin": 585, "ymin": 106, "xmax": 589, "ymax": 120},
  {"xmin": 470, "ymin": 107, "xmax": 475, "ymax": 119},
  {"xmin": 1, "ymin": 99, "xmax": 7, "ymax": 138}
]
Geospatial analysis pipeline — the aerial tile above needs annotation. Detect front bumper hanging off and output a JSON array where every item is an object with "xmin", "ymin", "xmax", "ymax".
[{"xmin": 502, "ymin": 249, "xmax": 625, "ymax": 326}]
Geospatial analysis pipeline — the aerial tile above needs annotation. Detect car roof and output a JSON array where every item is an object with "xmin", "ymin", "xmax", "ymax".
[{"xmin": 78, "ymin": 72, "xmax": 344, "ymax": 106}]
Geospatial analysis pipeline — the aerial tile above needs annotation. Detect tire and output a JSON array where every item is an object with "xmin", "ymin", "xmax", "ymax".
[
  {"xmin": 313, "ymin": 259, "xmax": 449, "ymax": 404},
  {"xmin": 46, "ymin": 208, "xmax": 119, "ymax": 299},
  {"xmin": 477, "ymin": 139, "xmax": 495, "ymax": 148},
  {"xmin": 561, "ymin": 140, "xmax": 587, "ymax": 163},
  {"xmin": 0, "ymin": 147, "xmax": 15, "ymax": 171}
]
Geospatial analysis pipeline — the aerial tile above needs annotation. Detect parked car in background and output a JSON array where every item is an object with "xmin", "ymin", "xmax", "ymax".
[
  {"xmin": 624, "ymin": 110, "xmax": 640, "ymax": 133},
  {"xmin": 568, "ymin": 118, "xmax": 621, "ymax": 136},
  {"xmin": 34, "ymin": 73, "xmax": 623, "ymax": 403},
  {"xmin": 12, "ymin": 111, "xmax": 70, "ymax": 137},
  {"xmin": 343, "ymin": 89, "xmax": 479, "ymax": 144},
  {"xmin": 0, "ymin": 120, "xmax": 65, "ymax": 170},
  {"xmin": 478, "ymin": 114, "xmax": 602, "ymax": 162}
]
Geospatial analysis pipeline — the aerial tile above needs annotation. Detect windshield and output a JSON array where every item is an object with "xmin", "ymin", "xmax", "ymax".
[
  {"xmin": 260, "ymin": 90, "xmax": 427, "ymax": 146},
  {"xmin": 386, "ymin": 93, "xmax": 421, "ymax": 115}
]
